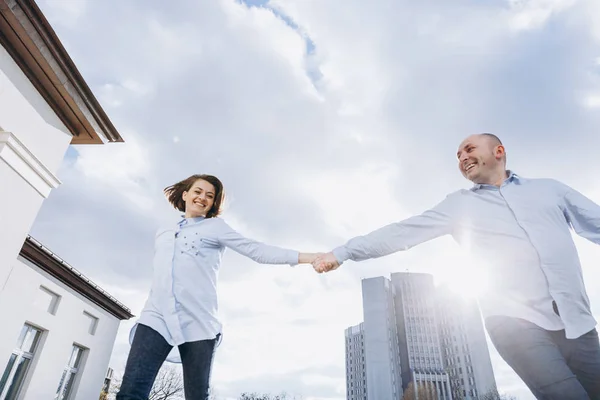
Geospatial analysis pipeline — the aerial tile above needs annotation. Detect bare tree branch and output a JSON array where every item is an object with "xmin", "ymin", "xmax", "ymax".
[
  {"xmin": 107, "ymin": 365, "xmax": 184, "ymax": 400},
  {"xmin": 480, "ymin": 388, "xmax": 518, "ymax": 400},
  {"xmin": 238, "ymin": 392, "xmax": 303, "ymax": 400},
  {"xmin": 148, "ymin": 365, "xmax": 184, "ymax": 400}
]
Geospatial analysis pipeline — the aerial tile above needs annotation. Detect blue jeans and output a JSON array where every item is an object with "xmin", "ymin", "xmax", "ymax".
[
  {"xmin": 116, "ymin": 324, "xmax": 219, "ymax": 400},
  {"xmin": 486, "ymin": 316, "xmax": 600, "ymax": 400}
]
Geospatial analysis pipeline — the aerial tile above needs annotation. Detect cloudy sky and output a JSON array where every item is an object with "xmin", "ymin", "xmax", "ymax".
[{"xmin": 29, "ymin": 0, "xmax": 600, "ymax": 399}]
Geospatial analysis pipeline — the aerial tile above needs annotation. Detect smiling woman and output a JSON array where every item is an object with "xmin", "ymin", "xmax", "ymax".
[
  {"xmin": 164, "ymin": 174, "xmax": 225, "ymax": 219},
  {"xmin": 116, "ymin": 173, "xmax": 320, "ymax": 400}
]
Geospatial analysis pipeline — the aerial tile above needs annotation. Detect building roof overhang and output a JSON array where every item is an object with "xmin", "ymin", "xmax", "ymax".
[
  {"xmin": 0, "ymin": 0, "xmax": 123, "ymax": 144},
  {"xmin": 20, "ymin": 236, "xmax": 134, "ymax": 321}
]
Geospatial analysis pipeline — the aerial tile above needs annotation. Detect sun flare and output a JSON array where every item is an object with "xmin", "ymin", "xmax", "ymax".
[{"xmin": 434, "ymin": 250, "xmax": 490, "ymax": 300}]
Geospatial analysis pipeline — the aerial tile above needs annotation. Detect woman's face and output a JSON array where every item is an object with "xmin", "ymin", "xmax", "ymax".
[{"xmin": 182, "ymin": 179, "xmax": 216, "ymax": 218}]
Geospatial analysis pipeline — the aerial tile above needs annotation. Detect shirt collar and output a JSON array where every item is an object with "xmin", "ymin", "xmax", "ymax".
[
  {"xmin": 471, "ymin": 170, "xmax": 520, "ymax": 191},
  {"xmin": 178, "ymin": 216, "xmax": 206, "ymax": 227}
]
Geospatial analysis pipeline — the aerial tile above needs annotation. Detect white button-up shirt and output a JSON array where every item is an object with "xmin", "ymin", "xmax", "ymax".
[
  {"xmin": 333, "ymin": 172, "xmax": 600, "ymax": 339},
  {"xmin": 131, "ymin": 216, "xmax": 299, "ymax": 362}
]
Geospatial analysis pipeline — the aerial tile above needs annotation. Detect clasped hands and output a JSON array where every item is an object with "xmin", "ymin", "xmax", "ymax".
[{"xmin": 305, "ymin": 252, "xmax": 340, "ymax": 273}]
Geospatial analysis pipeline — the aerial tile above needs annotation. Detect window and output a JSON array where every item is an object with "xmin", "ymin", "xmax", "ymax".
[
  {"xmin": 0, "ymin": 324, "xmax": 43, "ymax": 400},
  {"xmin": 55, "ymin": 345, "xmax": 85, "ymax": 400},
  {"xmin": 102, "ymin": 368, "xmax": 113, "ymax": 393}
]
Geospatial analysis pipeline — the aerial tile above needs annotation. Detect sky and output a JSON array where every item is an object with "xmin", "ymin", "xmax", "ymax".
[{"xmin": 29, "ymin": 0, "xmax": 600, "ymax": 399}]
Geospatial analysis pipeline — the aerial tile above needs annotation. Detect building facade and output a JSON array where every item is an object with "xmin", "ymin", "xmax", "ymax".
[
  {"xmin": 345, "ymin": 323, "xmax": 367, "ymax": 400},
  {"xmin": 391, "ymin": 273, "xmax": 452, "ymax": 400},
  {"xmin": 437, "ymin": 287, "xmax": 496, "ymax": 400},
  {"xmin": 0, "ymin": 237, "xmax": 133, "ymax": 399},
  {"xmin": 361, "ymin": 277, "xmax": 403, "ymax": 400},
  {"xmin": 0, "ymin": 1, "xmax": 127, "ymax": 398},
  {"xmin": 0, "ymin": 0, "xmax": 123, "ymax": 294},
  {"xmin": 347, "ymin": 273, "xmax": 497, "ymax": 400}
]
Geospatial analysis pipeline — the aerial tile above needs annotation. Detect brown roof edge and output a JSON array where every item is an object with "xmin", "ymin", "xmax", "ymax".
[
  {"xmin": 0, "ymin": 0, "xmax": 123, "ymax": 144},
  {"xmin": 20, "ymin": 236, "xmax": 134, "ymax": 321}
]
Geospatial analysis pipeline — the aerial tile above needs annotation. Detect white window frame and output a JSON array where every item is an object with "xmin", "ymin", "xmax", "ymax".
[
  {"xmin": 54, "ymin": 344, "xmax": 86, "ymax": 400},
  {"xmin": 0, "ymin": 324, "xmax": 43, "ymax": 400}
]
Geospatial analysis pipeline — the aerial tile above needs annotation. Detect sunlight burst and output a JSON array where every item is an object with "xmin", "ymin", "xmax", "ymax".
[{"xmin": 434, "ymin": 246, "xmax": 489, "ymax": 300}]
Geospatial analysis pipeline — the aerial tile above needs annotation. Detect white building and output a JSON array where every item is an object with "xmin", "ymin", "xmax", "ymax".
[
  {"xmin": 345, "ymin": 323, "xmax": 367, "ymax": 400},
  {"xmin": 0, "ymin": 0, "xmax": 122, "ymax": 289},
  {"xmin": 0, "ymin": 236, "xmax": 133, "ymax": 399},
  {"xmin": 0, "ymin": 0, "xmax": 129, "ymax": 398}
]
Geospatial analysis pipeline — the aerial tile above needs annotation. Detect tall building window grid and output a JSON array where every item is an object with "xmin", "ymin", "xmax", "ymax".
[
  {"xmin": 345, "ymin": 324, "xmax": 368, "ymax": 400},
  {"xmin": 439, "ymin": 304, "xmax": 484, "ymax": 399}
]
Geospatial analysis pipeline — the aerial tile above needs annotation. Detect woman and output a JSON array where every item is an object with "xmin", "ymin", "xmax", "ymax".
[{"xmin": 117, "ymin": 174, "xmax": 319, "ymax": 400}]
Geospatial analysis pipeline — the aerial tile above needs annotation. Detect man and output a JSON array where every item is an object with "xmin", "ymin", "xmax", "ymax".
[{"xmin": 314, "ymin": 133, "xmax": 600, "ymax": 399}]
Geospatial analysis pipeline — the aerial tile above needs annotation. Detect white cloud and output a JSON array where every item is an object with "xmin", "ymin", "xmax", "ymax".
[
  {"xmin": 38, "ymin": 0, "xmax": 87, "ymax": 27},
  {"xmin": 121, "ymin": 79, "xmax": 154, "ymax": 97},
  {"xmin": 583, "ymin": 94, "xmax": 600, "ymax": 108},
  {"xmin": 578, "ymin": 0, "xmax": 600, "ymax": 42},
  {"xmin": 298, "ymin": 162, "xmax": 407, "ymax": 238},
  {"xmin": 507, "ymin": 0, "xmax": 577, "ymax": 31},
  {"xmin": 74, "ymin": 130, "xmax": 156, "ymax": 211}
]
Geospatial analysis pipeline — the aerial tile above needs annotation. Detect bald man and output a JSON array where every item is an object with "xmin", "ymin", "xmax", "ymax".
[{"xmin": 314, "ymin": 133, "xmax": 600, "ymax": 399}]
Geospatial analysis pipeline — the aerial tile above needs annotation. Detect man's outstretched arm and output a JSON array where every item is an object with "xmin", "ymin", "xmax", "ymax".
[
  {"xmin": 314, "ymin": 195, "xmax": 457, "ymax": 273},
  {"xmin": 560, "ymin": 182, "xmax": 600, "ymax": 245}
]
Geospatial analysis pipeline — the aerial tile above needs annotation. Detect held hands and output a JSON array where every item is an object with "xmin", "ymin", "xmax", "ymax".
[
  {"xmin": 298, "ymin": 252, "xmax": 342, "ymax": 273},
  {"xmin": 312, "ymin": 252, "xmax": 340, "ymax": 273}
]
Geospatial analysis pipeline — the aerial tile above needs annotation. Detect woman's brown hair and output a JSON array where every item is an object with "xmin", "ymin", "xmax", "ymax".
[{"xmin": 163, "ymin": 174, "xmax": 225, "ymax": 218}]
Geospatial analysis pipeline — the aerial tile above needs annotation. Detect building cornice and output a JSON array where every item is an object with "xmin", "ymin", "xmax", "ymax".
[
  {"xmin": 0, "ymin": 0, "xmax": 123, "ymax": 144},
  {"xmin": 20, "ymin": 236, "xmax": 134, "ymax": 320},
  {"xmin": 0, "ymin": 131, "xmax": 60, "ymax": 197}
]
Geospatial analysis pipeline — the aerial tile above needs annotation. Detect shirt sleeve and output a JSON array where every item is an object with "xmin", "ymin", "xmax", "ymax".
[
  {"xmin": 559, "ymin": 182, "xmax": 600, "ymax": 245},
  {"xmin": 215, "ymin": 219, "xmax": 299, "ymax": 266},
  {"xmin": 332, "ymin": 194, "xmax": 457, "ymax": 264}
]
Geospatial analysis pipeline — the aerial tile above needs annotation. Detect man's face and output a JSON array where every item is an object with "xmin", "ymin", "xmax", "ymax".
[{"xmin": 457, "ymin": 135, "xmax": 498, "ymax": 183}]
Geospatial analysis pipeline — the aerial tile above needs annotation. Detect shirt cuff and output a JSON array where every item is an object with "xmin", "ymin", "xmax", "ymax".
[
  {"xmin": 288, "ymin": 250, "xmax": 300, "ymax": 267},
  {"xmin": 332, "ymin": 246, "xmax": 350, "ymax": 264}
]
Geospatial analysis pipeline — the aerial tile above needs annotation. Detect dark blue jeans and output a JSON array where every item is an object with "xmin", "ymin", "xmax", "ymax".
[
  {"xmin": 486, "ymin": 316, "xmax": 600, "ymax": 400},
  {"xmin": 116, "ymin": 324, "xmax": 219, "ymax": 400}
]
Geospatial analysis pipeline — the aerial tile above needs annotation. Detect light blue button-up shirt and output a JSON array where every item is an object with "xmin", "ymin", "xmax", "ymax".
[
  {"xmin": 333, "ymin": 172, "xmax": 600, "ymax": 339},
  {"xmin": 131, "ymin": 216, "xmax": 299, "ymax": 362}
]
